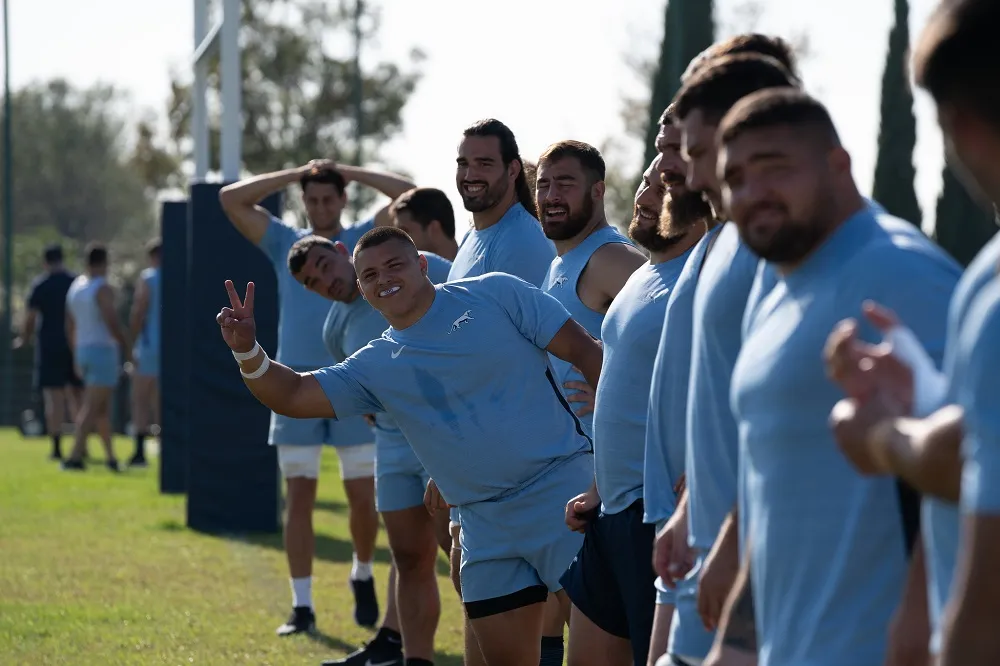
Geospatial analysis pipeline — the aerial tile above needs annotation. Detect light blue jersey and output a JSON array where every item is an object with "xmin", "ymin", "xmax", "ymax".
[
  {"xmin": 958, "ymin": 279, "xmax": 1000, "ymax": 516},
  {"xmin": 260, "ymin": 216, "xmax": 374, "ymax": 370},
  {"xmin": 544, "ymin": 225, "xmax": 632, "ymax": 437},
  {"xmin": 448, "ymin": 203, "xmax": 555, "ymax": 287},
  {"xmin": 686, "ymin": 223, "xmax": 759, "ymax": 551},
  {"xmin": 312, "ymin": 272, "xmax": 590, "ymax": 507},
  {"xmin": 322, "ymin": 253, "xmax": 454, "ymax": 451},
  {"xmin": 595, "ymin": 250, "xmax": 692, "ymax": 515},
  {"xmin": 732, "ymin": 209, "xmax": 959, "ymax": 666},
  {"xmin": 136, "ymin": 266, "xmax": 162, "ymax": 377},
  {"xmin": 925, "ymin": 232, "xmax": 1000, "ymax": 652}
]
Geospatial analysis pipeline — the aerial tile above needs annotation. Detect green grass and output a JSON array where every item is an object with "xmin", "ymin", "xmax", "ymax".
[{"xmin": 0, "ymin": 428, "xmax": 466, "ymax": 665}]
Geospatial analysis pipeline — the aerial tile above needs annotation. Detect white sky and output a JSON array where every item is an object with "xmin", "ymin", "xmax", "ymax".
[{"xmin": 7, "ymin": 0, "xmax": 946, "ymax": 233}]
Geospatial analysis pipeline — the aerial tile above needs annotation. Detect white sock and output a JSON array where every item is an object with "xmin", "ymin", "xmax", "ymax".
[
  {"xmin": 291, "ymin": 576, "xmax": 313, "ymax": 609},
  {"xmin": 351, "ymin": 553, "xmax": 374, "ymax": 581}
]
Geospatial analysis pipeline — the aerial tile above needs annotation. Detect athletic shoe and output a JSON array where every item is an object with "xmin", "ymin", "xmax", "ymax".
[
  {"xmin": 351, "ymin": 577, "xmax": 379, "ymax": 628},
  {"xmin": 277, "ymin": 606, "xmax": 316, "ymax": 636},
  {"xmin": 321, "ymin": 631, "xmax": 403, "ymax": 666},
  {"xmin": 50, "ymin": 451, "xmax": 62, "ymax": 461},
  {"xmin": 106, "ymin": 460, "xmax": 121, "ymax": 473},
  {"xmin": 128, "ymin": 454, "xmax": 148, "ymax": 468},
  {"xmin": 61, "ymin": 459, "xmax": 85, "ymax": 471}
]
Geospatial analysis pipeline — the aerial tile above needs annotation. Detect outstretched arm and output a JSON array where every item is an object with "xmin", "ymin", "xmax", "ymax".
[{"xmin": 217, "ymin": 280, "xmax": 335, "ymax": 419}]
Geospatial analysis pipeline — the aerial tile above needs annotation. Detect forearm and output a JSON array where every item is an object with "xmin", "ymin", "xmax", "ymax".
[
  {"xmin": 339, "ymin": 164, "xmax": 415, "ymax": 200},
  {"xmin": 128, "ymin": 309, "xmax": 145, "ymax": 342},
  {"xmin": 715, "ymin": 543, "xmax": 757, "ymax": 655},
  {"xmin": 220, "ymin": 167, "xmax": 306, "ymax": 207},
  {"xmin": 236, "ymin": 344, "xmax": 320, "ymax": 418},
  {"xmin": 20, "ymin": 311, "xmax": 36, "ymax": 341},
  {"xmin": 878, "ymin": 407, "xmax": 963, "ymax": 502}
]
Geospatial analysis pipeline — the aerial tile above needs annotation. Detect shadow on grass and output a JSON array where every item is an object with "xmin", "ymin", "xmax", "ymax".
[
  {"xmin": 314, "ymin": 498, "xmax": 348, "ymax": 513},
  {"xmin": 308, "ymin": 629, "xmax": 463, "ymax": 666},
  {"xmin": 236, "ymin": 531, "xmax": 395, "ymax": 566}
]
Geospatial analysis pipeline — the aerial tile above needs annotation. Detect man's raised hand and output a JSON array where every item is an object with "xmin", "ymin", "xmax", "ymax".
[{"xmin": 217, "ymin": 280, "xmax": 257, "ymax": 354}]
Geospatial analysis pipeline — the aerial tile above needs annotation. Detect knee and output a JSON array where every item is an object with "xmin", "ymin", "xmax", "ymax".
[{"xmin": 393, "ymin": 541, "xmax": 437, "ymax": 576}]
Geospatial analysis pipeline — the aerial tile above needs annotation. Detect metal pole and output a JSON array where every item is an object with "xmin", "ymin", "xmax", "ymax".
[
  {"xmin": 351, "ymin": 0, "xmax": 363, "ymax": 222},
  {"xmin": 192, "ymin": 0, "xmax": 209, "ymax": 182},
  {"xmin": 220, "ymin": 0, "xmax": 242, "ymax": 182},
  {"xmin": 1, "ymin": 0, "xmax": 13, "ymax": 422}
]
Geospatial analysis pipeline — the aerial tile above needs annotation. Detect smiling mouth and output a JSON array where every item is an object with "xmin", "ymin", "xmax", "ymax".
[
  {"xmin": 463, "ymin": 183, "xmax": 487, "ymax": 196},
  {"xmin": 379, "ymin": 285, "xmax": 401, "ymax": 298},
  {"xmin": 635, "ymin": 207, "xmax": 657, "ymax": 222},
  {"xmin": 544, "ymin": 206, "xmax": 568, "ymax": 221}
]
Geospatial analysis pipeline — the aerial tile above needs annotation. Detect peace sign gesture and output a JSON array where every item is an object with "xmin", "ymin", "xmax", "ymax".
[{"xmin": 217, "ymin": 280, "xmax": 257, "ymax": 354}]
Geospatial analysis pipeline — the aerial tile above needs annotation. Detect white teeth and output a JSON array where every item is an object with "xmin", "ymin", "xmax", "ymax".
[
  {"xmin": 465, "ymin": 185, "xmax": 485, "ymax": 193},
  {"xmin": 379, "ymin": 286, "xmax": 401, "ymax": 297}
]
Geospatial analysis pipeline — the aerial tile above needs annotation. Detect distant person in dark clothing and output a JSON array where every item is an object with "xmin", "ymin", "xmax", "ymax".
[{"xmin": 14, "ymin": 245, "xmax": 82, "ymax": 460}]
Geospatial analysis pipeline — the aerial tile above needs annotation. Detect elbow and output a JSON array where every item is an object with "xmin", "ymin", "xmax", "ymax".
[{"xmin": 218, "ymin": 184, "xmax": 242, "ymax": 213}]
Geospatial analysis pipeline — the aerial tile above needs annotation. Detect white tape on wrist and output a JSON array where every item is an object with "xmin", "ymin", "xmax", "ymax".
[
  {"xmin": 240, "ymin": 354, "xmax": 271, "ymax": 380},
  {"xmin": 232, "ymin": 341, "xmax": 261, "ymax": 362},
  {"xmin": 886, "ymin": 325, "xmax": 948, "ymax": 417}
]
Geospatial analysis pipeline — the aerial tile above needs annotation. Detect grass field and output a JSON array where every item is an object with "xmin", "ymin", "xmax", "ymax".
[{"xmin": 0, "ymin": 428, "xmax": 467, "ymax": 665}]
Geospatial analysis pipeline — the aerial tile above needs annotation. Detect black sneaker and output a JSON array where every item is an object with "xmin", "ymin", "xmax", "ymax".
[
  {"xmin": 50, "ymin": 451, "xmax": 63, "ymax": 461},
  {"xmin": 351, "ymin": 577, "xmax": 379, "ymax": 628},
  {"xmin": 106, "ymin": 459, "xmax": 121, "ymax": 473},
  {"xmin": 321, "ymin": 632, "xmax": 403, "ymax": 666},
  {"xmin": 61, "ymin": 459, "xmax": 86, "ymax": 471},
  {"xmin": 128, "ymin": 454, "xmax": 148, "ymax": 468},
  {"xmin": 277, "ymin": 606, "xmax": 316, "ymax": 636}
]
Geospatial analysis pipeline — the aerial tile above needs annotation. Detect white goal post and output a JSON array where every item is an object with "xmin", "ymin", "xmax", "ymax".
[{"xmin": 191, "ymin": 0, "xmax": 242, "ymax": 182}]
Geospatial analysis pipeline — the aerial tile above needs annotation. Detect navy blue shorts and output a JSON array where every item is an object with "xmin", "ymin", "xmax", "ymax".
[
  {"xmin": 560, "ymin": 499, "xmax": 656, "ymax": 665},
  {"xmin": 35, "ymin": 348, "xmax": 82, "ymax": 390}
]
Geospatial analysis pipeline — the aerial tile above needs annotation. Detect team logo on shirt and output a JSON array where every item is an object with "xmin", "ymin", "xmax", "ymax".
[
  {"xmin": 552, "ymin": 275, "xmax": 568, "ymax": 287},
  {"xmin": 449, "ymin": 310, "xmax": 474, "ymax": 334},
  {"xmin": 644, "ymin": 288, "xmax": 670, "ymax": 303}
]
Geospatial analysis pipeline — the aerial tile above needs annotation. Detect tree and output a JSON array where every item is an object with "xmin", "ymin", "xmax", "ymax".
[
  {"xmin": 871, "ymin": 0, "xmax": 922, "ymax": 225},
  {"xmin": 166, "ymin": 0, "xmax": 422, "ymax": 221},
  {"xmin": 641, "ymin": 0, "xmax": 715, "ymax": 171},
  {"xmin": 934, "ymin": 162, "xmax": 998, "ymax": 267},
  {"xmin": 0, "ymin": 80, "xmax": 153, "ymax": 287}
]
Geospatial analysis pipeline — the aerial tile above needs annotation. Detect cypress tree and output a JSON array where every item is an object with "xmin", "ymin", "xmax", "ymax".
[
  {"xmin": 934, "ymin": 162, "xmax": 998, "ymax": 267},
  {"xmin": 871, "ymin": 0, "xmax": 922, "ymax": 226},
  {"xmin": 641, "ymin": 0, "xmax": 715, "ymax": 170}
]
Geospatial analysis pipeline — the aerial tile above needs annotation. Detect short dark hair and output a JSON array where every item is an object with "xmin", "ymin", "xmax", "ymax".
[
  {"xmin": 658, "ymin": 102, "xmax": 678, "ymax": 127},
  {"xmin": 300, "ymin": 166, "xmax": 347, "ymax": 195},
  {"xmin": 462, "ymin": 118, "xmax": 537, "ymax": 218},
  {"xmin": 685, "ymin": 33, "xmax": 800, "ymax": 82},
  {"xmin": 390, "ymin": 187, "xmax": 457, "ymax": 240},
  {"xmin": 719, "ymin": 88, "xmax": 841, "ymax": 147},
  {"xmin": 673, "ymin": 53, "xmax": 798, "ymax": 125},
  {"xmin": 146, "ymin": 238, "xmax": 162, "ymax": 259},
  {"xmin": 913, "ymin": 0, "xmax": 1000, "ymax": 128},
  {"xmin": 354, "ymin": 225, "xmax": 419, "ymax": 260},
  {"xmin": 537, "ymin": 140, "xmax": 606, "ymax": 184},
  {"xmin": 43, "ymin": 244, "xmax": 63, "ymax": 264},
  {"xmin": 85, "ymin": 242, "xmax": 108, "ymax": 267},
  {"xmin": 287, "ymin": 235, "xmax": 336, "ymax": 276}
]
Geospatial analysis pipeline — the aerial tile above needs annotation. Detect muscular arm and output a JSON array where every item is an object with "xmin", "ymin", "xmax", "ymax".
[
  {"xmin": 941, "ymin": 514, "xmax": 1000, "ymax": 666},
  {"xmin": 579, "ymin": 241, "xmax": 647, "ymax": 312},
  {"xmin": 235, "ymin": 346, "xmax": 336, "ymax": 419},
  {"xmin": 545, "ymin": 318, "xmax": 603, "ymax": 390},
  {"xmin": 338, "ymin": 165, "xmax": 416, "ymax": 227},
  {"xmin": 129, "ymin": 278, "xmax": 150, "ymax": 342},
  {"xmin": 219, "ymin": 167, "xmax": 308, "ymax": 245},
  {"xmin": 96, "ymin": 284, "xmax": 129, "ymax": 350},
  {"xmin": 874, "ymin": 405, "xmax": 963, "ymax": 502}
]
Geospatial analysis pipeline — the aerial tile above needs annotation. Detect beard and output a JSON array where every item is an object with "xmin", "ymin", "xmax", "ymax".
[
  {"xmin": 460, "ymin": 174, "xmax": 509, "ymax": 213},
  {"xmin": 660, "ymin": 191, "xmax": 712, "ymax": 238},
  {"xmin": 739, "ymin": 197, "xmax": 832, "ymax": 264},
  {"xmin": 541, "ymin": 194, "xmax": 595, "ymax": 241},
  {"xmin": 629, "ymin": 205, "xmax": 685, "ymax": 253}
]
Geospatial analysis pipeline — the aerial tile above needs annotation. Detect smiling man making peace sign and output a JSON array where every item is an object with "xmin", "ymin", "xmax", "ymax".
[{"xmin": 219, "ymin": 226, "xmax": 603, "ymax": 666}]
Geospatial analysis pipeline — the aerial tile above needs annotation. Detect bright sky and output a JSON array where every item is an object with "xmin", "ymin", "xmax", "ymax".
[{"xmin": 8, "ymin": 0, "xmax": 946, "ymax": 233}]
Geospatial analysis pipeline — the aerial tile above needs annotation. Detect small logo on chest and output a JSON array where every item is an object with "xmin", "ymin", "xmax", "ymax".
[
  {"xmin": 449, "ymin": 310, "xmax": 474, "ymax": 334},
  {"xmin": 552, "ymin": 275, "xmax": 569, "ymax": 288}
]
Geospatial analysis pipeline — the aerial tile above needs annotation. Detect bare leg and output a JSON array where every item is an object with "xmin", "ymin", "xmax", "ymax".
[
  {"xmin": 384, "ymin": 505, "xmax": 440, "ymax": 660},
  {"xmin": 452, "ymin": 523, "xmax": 488, "ymax": 666},
  {"xmin": 470, "ymin": 599, "xmax": 546, "ymax": 666},
  {"xmin": 567, "ymin": 600, "xmax": 633, "ymax": 666},
  {"xmin": 42, "ymin": 388, "xmax": 66, "ymax": 458},
  {"xmin": 647, "ymin": 603, "xmax": 675, "ymax": 666},
  {"xmin": 342, "ymin": 476, "xmax": 378, "ymax": 564},
  {"xmin": 285, "ymin": 476, "xmax": 318, "ymax": 580}
]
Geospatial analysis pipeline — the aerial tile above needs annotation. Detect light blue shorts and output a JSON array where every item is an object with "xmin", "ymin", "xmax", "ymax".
[
  {"xmin": 667, "ymin": 551, "xmax": 716, "ymax": 661},
  {"xmin": 269, "ymin": 412, "xmax": 374, "ymax": 448},
  {"xmin": 76, "ymin": 345, "xmax": 120, "ymax": 388},
  {"xmin": 134, "ymin": 346, "xmax": 160, "ymax": 378},
  {"xmin": 375, "ymin": 430, "xmax": 429, "ymax": 513},
  {"xmin": 458, "ymin": 452, "xmax": 592, "ymax": 604}
]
